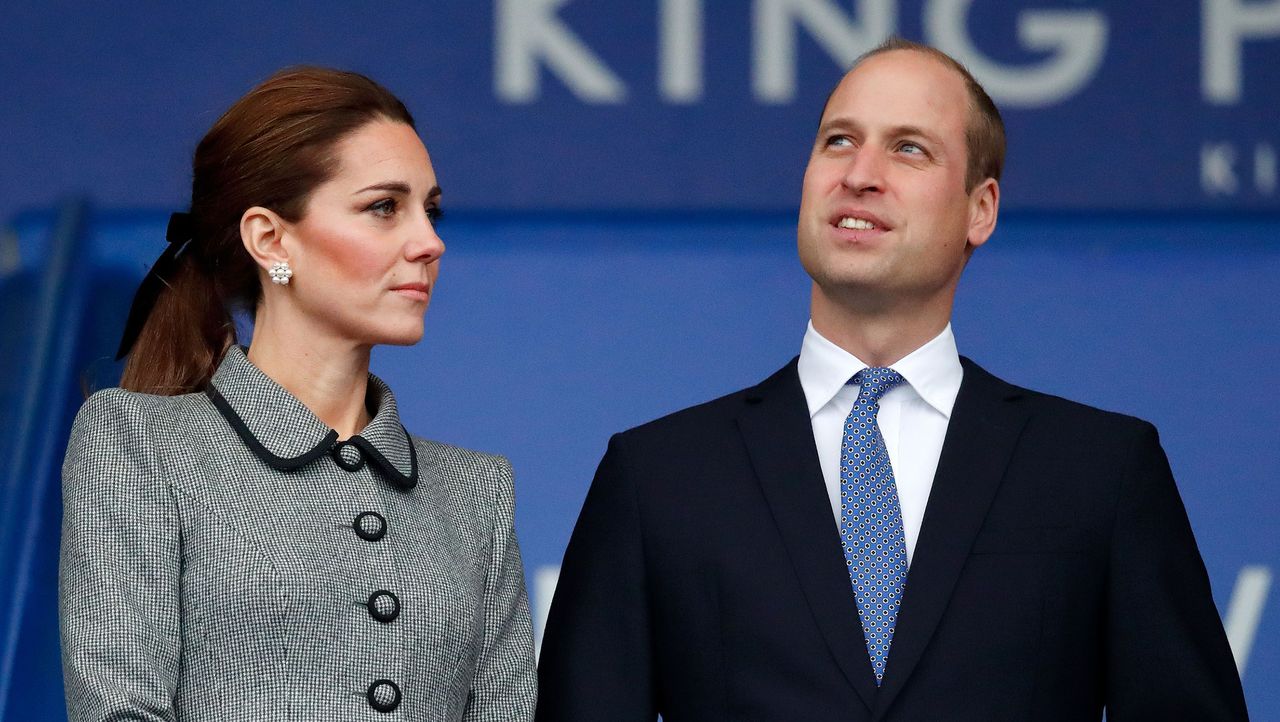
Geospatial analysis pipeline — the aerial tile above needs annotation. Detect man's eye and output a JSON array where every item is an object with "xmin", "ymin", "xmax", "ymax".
[
  {"xmin": 826, "ymin": 135, "xmax": 853, "ymax": 148},
  {"xmin": 368, "ymin": 198, "xmax": 397, "ymax": 217},
  {"xmin": 898, "ymin": 142, "xmax": 925, "ymax": 155}
]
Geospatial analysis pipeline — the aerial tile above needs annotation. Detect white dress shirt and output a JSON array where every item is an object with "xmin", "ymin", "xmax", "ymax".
[{"xmin": 797, "ymin": 321, "xmax": 963, "ymax": 565}]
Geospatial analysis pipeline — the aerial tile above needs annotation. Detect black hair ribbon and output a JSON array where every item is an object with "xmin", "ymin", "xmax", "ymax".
[{"xmin": 114, "ymin": 212, "xmax": 196, "ymax": 360}]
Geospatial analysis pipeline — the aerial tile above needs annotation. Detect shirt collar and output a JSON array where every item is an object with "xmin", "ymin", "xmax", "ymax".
[
  {"xmin": 797, "ymin": 320, "xmax": 963, "ymax": 419},
  {"xmin": 206, "ymin": 346, "xmax": 418, "ymax": 489}
]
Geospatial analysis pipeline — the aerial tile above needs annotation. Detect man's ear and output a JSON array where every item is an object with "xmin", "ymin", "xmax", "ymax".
[
  {"xmin": 240, "ymin": 206, "xmax": 290, "ymax": 270},
  {"xmin": 966, "ymin": 178, "xmax": 999, "ymax": 251}
]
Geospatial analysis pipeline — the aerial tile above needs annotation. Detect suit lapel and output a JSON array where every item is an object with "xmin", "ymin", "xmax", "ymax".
[
  {"xmin": 736, "ymin": 359, "xmax": 879, "ymax": 713},
  {"xmin": 871, "ymin": 357, "xmax": 1031, "ymax": 719}
]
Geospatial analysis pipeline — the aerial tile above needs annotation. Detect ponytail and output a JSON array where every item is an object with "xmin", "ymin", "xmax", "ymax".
[{"xmin": 118, "ymin": 253, "xmax": 235, "ymax": 395}]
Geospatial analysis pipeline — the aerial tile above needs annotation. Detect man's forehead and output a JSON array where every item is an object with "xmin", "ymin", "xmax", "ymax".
[
  {"xmin": 821, "ymin": 50, "xmax": 969, "ymax": 129},
  {"xmin": 841, "ymin": 50, "xmax": 965, "ymax": 100}
]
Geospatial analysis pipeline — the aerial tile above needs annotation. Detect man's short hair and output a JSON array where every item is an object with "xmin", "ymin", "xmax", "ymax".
[{"xmin": 836, "ymin": 37, "xmax": 1006, "ymax": 192}]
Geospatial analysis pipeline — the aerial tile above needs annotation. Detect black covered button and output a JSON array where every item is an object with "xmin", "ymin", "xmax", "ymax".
[
  {"xmin": 367, "ymin": 679, "xmax": 401, "ymax": 713},
  {"xmin": 333, "ymin": 441, "xmax": 365, "ymax": 471},
  {"xmin": 367, "ymin": 590, "xmax": 400, "ymax": 624},
  {"xmin": 354, "ymin": 512, "xmax": 386, "ymax": 542}
]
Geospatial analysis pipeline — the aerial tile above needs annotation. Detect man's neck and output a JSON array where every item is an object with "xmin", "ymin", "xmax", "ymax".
[{"xmin": 810, "ymin": 284, "xmax": 953, "ymax": 367}]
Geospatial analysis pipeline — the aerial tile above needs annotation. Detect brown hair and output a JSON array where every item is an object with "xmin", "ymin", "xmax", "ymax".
[
  {"xmin": 120, "ymin": 66, "xmax": 414, "ymax": 395},
  {"xmin": 832, "ymin": 37, "xmax": 1006, "ymax": 191}
]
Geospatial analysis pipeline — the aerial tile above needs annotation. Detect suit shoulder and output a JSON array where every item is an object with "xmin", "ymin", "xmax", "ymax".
[
  {"xmin": 613, "ymin": 360, "xmax": 801, "ymax": 448},
  {"xmin": 617, "ymin": 385, "xmax": 754, "ymax": 443},
  {"xmin": 64, "ymin": 389, "xmax": 209, "ymax": 500},
  {"xmin": 76, "ymin": 386, "xmax": 160, "ymax": 422},
  {"xmin": 72, "ymin": 387, "xmax": 208, "ymax": 438},
  {"xmin": 988, "ymin": 372, "xmax": 1159, "ymax": 450},
  {"xmin": 1020, "ymin": 385, "xmax": 1153, "ymax": 431},
  {"xmin": 410, "ymin": 435, "xmax": 508, "ymax": 473},
  {"xmin": 410, "ymin": 435, "xmax": 515, "ymax": 503},
  {"xmin": 963, "ymin": 359, "xmax": 1152, "ymax": 432}
]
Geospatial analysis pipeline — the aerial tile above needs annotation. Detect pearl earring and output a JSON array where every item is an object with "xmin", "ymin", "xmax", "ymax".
[{"xmin": 269, "ymin": 261, "xmax": 293, "ymax": 285}]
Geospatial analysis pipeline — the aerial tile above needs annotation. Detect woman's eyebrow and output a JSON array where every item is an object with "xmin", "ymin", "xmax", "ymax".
[{"xmin": 355, "ymin": 181, "xmax": 412, "ymax": 195}]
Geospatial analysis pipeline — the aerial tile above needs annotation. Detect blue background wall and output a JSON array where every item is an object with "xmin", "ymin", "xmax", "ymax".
[
  {"xmin": 1, "ymin": 1, "xmax": 1276, "ymax": 719},
  {"xmin": 2, "ymin": 0, "xmax": 1277, "ymax": 219}
]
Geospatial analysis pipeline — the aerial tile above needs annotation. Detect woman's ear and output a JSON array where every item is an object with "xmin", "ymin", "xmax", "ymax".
[{"xmin": 240, "ymin": 206, "xmax": 289, "ymax": 270}]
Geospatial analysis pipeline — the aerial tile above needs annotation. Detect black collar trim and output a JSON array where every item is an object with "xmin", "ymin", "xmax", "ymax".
[
  {"xmin": 206, "ymin": 385, "xmax": 418, "ymax": 488},
  {"xmin": 207, "ymin": 386, "xmax": 339, "ymax": 470},
  {"xmin": 345, "ymin": 432, "xmax": 419, "ymax": 490}
]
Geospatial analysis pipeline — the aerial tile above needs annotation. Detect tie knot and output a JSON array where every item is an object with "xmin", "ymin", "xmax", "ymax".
[{"xmin": 851, "ymin": 367, "xmax": 905, "ymax": 403}]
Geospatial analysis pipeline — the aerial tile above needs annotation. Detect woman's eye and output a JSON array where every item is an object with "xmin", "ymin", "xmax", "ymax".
[
  {"xmin": 426, "ymin": 206, "xmax": 443, "ymax": 224},
  {"xmin": 368, "ymin": 198, "xmax": 398, "ymax": 217}
]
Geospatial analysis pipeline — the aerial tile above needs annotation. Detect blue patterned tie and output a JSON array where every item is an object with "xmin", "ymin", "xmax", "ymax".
[{"xmin": 839, "ymin": 367, "xmax": 908, "ymax": 686}]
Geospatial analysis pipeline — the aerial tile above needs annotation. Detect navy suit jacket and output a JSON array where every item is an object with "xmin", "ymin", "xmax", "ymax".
[{"xmin": 536, "ymin": 358, "xmax": 1247, "ymax": 721}]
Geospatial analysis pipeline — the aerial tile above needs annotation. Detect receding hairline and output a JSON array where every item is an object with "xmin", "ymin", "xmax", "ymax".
[
  {"xmin": 816, "ymin": 39, "xmax": 1006, "ymax": 189},
  {"xmin": 820, "ymin": 46, "xmax": 972, "ymax": 130}
]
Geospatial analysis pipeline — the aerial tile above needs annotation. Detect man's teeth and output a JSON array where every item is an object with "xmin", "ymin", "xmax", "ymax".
[{"xmin": 838, "ymin": 217, "xmax": 877, "ymax": 230}]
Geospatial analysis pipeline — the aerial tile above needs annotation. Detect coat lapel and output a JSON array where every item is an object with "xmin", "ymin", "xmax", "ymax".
[
  {"xmin": 736, "ymin": 359, "xmax": 879, "ymax": 713},
  {"xmin": 870, "ymin": 357, "xmax": 1031, "ymax": 719}
]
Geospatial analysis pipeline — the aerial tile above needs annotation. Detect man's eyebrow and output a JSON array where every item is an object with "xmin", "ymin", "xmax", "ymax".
[
  {"xmin": 816, "ymin": 118, "xmax": 944, "ymax": 146},
  {"xmin": 817, "ymin": 117, "xmax": 860, "ymax": 135},
  {"xmin": 888, "ymin": 125, "xmax": 943, "ymax": 145}
]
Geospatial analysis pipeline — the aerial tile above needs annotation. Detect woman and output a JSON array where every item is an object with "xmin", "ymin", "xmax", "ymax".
[{"xmin": 59, "ymin": 67, "xmax": 537, "ymax": 720}]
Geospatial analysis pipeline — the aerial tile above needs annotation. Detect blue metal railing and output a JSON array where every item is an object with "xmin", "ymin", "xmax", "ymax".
[{"xmin": 0, "ymin": 200, "xmax": 88, "ymax": 720}]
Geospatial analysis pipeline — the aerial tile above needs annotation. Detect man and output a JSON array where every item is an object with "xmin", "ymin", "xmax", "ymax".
[{"xmin": 536, "ymin": 38, "xmax": 1248, "ymax": 721}]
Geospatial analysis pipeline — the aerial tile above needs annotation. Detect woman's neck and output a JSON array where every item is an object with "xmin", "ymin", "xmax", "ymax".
[{"xmin": 246, "ymin": 309, "xmax": 373, "ymax": 440}]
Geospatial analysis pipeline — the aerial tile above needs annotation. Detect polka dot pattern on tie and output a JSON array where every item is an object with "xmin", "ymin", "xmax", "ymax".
[{"xmin": 840, "ymin": 366, "xmax": 908, "ymax": 686}]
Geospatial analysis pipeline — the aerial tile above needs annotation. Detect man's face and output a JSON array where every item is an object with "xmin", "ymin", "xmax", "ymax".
[{"xmin": 797, "ymin": 50, "xmax": 995, "ymax": 312}]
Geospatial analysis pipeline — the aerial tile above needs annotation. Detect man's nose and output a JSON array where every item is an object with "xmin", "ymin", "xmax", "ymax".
[{"xmin": 841, "ymin": 145, "xmax": 886, "ymax": 194}]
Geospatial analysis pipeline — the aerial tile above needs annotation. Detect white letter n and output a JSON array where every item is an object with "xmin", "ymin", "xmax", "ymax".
[{"xmin": 752, "ymin": 0, "xmax": 896, "ymax": 104}]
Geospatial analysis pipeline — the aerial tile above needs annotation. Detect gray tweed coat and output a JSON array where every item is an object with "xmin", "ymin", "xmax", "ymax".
[{"xmin": 59, "ymin": 347, "xmax": 537, "ymax": 721}]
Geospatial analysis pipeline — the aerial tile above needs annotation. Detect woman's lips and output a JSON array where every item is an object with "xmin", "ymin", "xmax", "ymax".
[{"xmin": 391, "ymin": 284, "xmax": 430, "ymax": 302}]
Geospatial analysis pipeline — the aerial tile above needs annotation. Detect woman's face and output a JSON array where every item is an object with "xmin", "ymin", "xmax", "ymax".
[{"xmin": 282, "ymin": 119, "xmax": 444, "ymax": 348}]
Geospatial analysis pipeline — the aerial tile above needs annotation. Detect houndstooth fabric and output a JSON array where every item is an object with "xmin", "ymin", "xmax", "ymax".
[{"xmin": 59, "ymin": 347, "xmax": 536, "ymax": 721}]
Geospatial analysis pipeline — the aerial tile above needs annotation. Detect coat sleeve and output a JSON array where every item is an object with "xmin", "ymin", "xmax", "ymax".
[
  {"xmin": 1105, "ymin": 421, "xmax": 1250, "ymax": 720},
  {"xmin": 462, "ymin": 455, "xmax": 538, "ymax": 721},
  {"xmin": 536, "ymin": 433, "xmax": 657, "ymax": 722},
  {"xmin": 59, "ymin": 389, "xmax": 182, "ymax": 722}
]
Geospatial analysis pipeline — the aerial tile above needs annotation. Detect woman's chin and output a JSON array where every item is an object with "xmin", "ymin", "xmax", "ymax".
[{"xmin": 372, "ymin": 325, "xmax": 426, "ymax": 347}]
